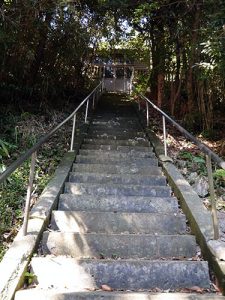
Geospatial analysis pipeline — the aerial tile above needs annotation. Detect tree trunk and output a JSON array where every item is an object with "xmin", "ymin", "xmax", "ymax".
[
  {"xmin": 186, "ymin": 2, "xmax": 201, "ymax": 113},
  {"xmin": 27, "ymin": 10, "xmax": 53, "ymax": 87},
  {"xmin": 157, "ymin": 73, "xmax": 164, "ymax": 108}
]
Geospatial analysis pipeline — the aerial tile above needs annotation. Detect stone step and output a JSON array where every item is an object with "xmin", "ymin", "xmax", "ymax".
[
  {"xmin": 90, "ymin": 125, "xmax": 142, "ymax": 131},
  {"xmin": 69, "ymin": 172, "xmax": 166, "ymax": 186},
  {"xmin": 92, "ymin": 116, "xmax": 138, "ymax": 121},
  {"xmin": 51, "ymin": 211, "xmax": 186, "ymax": 234},
  {"xmin": 78, "ymin": 149, "xmax": 154, "ymax": 158},
  {"xmin": 28, "ymin": 257, "xmax": 210, "ymax": 290},
  {"xmin": 42, "ymin": 232, "xmax": 196, "ymax": 259},
  {"xmin": 87, "ymin": 132, "xmax": 147, "ymax": 140},
  {"xmin": 58, "ymin": 194, "xmax": 179, "ymax": 213},
  {"xmin": 83, "ymin": 138, "xmax": 150, "ymax": 146},
  {"xmin": 73, "ymin": 163, "xmax": 162, "ymax": 175},
  {"xmin": 81, "ymin": 144, "xmax": 151, "ymax": 152},
  {"xmin": 64, "ymin": 182, "xmax": 171, "ymax": 197},
  {"xmin": 75, "ymin": 155, "xmax": 156, "ymax": 165},
  {"xmin": 91, "ymin": 122, "xmax": 140, "ymax": 127},
  {"xmin": 15, "ymin": 290, "xmax": 225, "ymax": 300},
  {"xmin": 88, "ymin": 129, "xmax": 144, "ymax": 135}
]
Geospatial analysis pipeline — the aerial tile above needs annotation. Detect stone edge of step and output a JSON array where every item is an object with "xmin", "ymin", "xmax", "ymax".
[
  {"xmin": 14, "ymin": 290, "xmax": 225, "ymax": 300},
  {"xmin": 144, "ymin": 128, "xmax": 225, "ymax": 292}
]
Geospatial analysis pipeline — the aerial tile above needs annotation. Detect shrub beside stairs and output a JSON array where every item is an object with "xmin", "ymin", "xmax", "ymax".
[{"xmin": 15, "ymin": 95, "xmax": 224, "ymax": 299}]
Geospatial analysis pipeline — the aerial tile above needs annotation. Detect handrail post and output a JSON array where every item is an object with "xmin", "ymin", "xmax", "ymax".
[
  {"xmin": 138, "ymin": 100, "xmax": 141, "ymax": 111},
  {"xmin": 146, "ymin": 101, "xmax": 149, "ymax": 127},
  {"xmin": 162, "ymin": 115, "xmax": 168, "ymax": 157},
  {"xmin": 85, "ymin": 99, "xmax": 89, "ymax": 124},
  {"xmin": 70, "ymin": 113, "xmax": 76, "ymax": 151},
  {"xmin": 22, "ymin": 151, "xmax": 37, "ymax": 236},
  {"xmin": 206, "ymin": 155, "xmax": 219, "ymax": 239},
  {"xmin": 92, "ymin": 93, "xmax": 95, "ymax": 109}
]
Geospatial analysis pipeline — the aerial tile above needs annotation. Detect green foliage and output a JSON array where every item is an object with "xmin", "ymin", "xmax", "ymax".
[
  {"xmin": 179, "ymin": 151, "xmax": 206, "ymax": 175},
  {"xmin": 24, "ymin": 271, "xmax": 37, "ymax": 285},
  {"xmin": 133, "ymin": 73, "xmax": 149, "ymax": 95},
  {"xmin": 213, "ymin": 169, "xmax": 225, "ymax": 187}
]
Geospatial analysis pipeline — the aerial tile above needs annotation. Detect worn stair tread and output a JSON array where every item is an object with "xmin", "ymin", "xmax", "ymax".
[
  {"xmin": 75, "ymin": 155, "xmax": 156, "ymax": 165},
  {"xmin": 69, "ymin": 172, "xmax": 166, "ymax": 186},
  {"xmin": 90, "ymin": 123, "xmax": 142, "ymax": 128},
  {"xmin": 81, "ymin": 144, "xmax": 151, "ymax": 152},
  {"xmin": 79, "ymin": 147, "xmax": 153, "ymax": 158},
  {"xmin": 15, "ymin": 290, "xmax": 225, "ymax": 300},
  {"xmin": 64, "ymin": 182, "xmax": 171, "ymax": 197},
  {"xmin": 88, "ymin": 129, "xmax": 145, "ymax": 135},
  {"xmin": 83, "ymin": 138, "xmax": 149, "ymax": 146},
  {"xmin": 51, "ymin": 211, "xmax": 186, "ymax": 234},
  {"xmin": 87, "ymin": 132, "xmax": 147, "ymax": 139},
  {"xmin": 81, "ymin": 144, "xmax": 152, "ymax": 153},
  {"xmin": 73, "ymin": 163, "xmax": 162, "ymax": 175},
  {"xmin": 42, "ymin": 232, "xmax": 196, "ymax": 259},
  {"xmin": 58, "ymin": 194, "xmax": 179, "ymax": 213},
  {"xmin": 28, "ymin": 256, "xmax": 210, "ymax": 290}
]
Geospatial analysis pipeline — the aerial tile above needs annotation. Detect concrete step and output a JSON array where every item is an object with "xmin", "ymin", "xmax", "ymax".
[
  {"xmin": 42, "ymin": 232, "xmax": 196, "ymax": 259},
  {"xmin": 78, "ymin": 149, "xmax": 154, "ymax": 158},
  {"xmin": 75, "ymin": 155, "xmax": 156, "ymax": 165},
  {"xmin": 15, "ymin": 290, "xmax": 225, "ymax": 300},
  {"xmin": 69, "ymin": 172, "xmax": 166, "ymax": 186},
  {"xmin": 81, "ymin": 144, "xmax": 151, "ymax": 152},
  {"xmin": 51, "ymin": 211, "xmax": 186, "ymax": 234},
  {"xmin": 64, "ymin": 182, "xmax": 171, "ymax": 197},
  {"xmin": 28, "ymin": 257, "xmax": 210, "ymax": 290},
  {"xmin": 83, "ymin": 138, "xmax": 150, "ymax": 146},
  {"xmin": 73, "ymin": 163, "xmax": 162, "ymax": 175},
  {"xmin": 58, "ymin": 194, "xmax": 179, "ymax": 213}
]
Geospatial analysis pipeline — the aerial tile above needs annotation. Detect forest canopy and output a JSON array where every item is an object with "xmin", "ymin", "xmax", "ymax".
[{"xmin": 1, "ymin": 0, "xmax": 225, "ymax": 132}]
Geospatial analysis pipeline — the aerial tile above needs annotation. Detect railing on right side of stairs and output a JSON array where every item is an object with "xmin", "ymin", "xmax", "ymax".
[
  {"xmin": 134, "ymin": 87, "xmax": 225, "ymax": 240},
  {"xmin": 0, "ymin": 81, "xmax": 104, "ymax": 236}
]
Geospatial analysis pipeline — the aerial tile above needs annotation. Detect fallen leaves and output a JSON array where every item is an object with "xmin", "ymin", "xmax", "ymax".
[{"xmin": 101, "ymin": 284, "xmax": 113, "ymax": 291}]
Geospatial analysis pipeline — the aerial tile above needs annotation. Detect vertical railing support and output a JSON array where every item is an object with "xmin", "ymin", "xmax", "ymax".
[
  {"xmin": 146, "ymin": 101, "xmax": 149, "ymax": 127},
  {"xmin": 138, "ymin": 101, "xmax": 141, "ymax": 111},
  {"xmin": 70, "ymin": 113, "xmax": 76, "ymax": 151},
  {"xmin": 92, "ymin": 93, "xmax": 95, "ymax": 109},
  {"xmin": 162, "ymin": 115, "xmax": 168, "ymax": 157},
  {"xmin": 85, "ymin": 99, "xmax": 89, "ymax": 124},
  {"xmin": 206, "ymin": 155, "xmax": 219, "ymax": 240},
  {"xmin": 22, "ymin": 151, "xmax": 37, "ymax": 236}
]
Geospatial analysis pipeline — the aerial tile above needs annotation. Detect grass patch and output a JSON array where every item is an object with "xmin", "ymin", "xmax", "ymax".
[{"xmin": 0, "ymin": 110, "xmax": 73, "ymax": 261}]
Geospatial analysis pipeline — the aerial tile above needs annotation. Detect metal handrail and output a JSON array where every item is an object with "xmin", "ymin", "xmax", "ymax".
[
  {"xmin": 134, "ymin": 88, "xmax": 225, "ymax": 240},
  {"xmin": 136, "ymin": 90, "xmax": 225, "ymax": 170},
  {"xmin": 0, "ymin": 81, "xmax": 103, "ymax": 235},
  {"xmin": 0, "ymin": 81, "xmax": 103, "ymax": 183}
]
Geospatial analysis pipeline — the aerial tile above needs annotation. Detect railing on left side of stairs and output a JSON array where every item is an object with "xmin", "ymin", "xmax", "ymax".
[
  {"xmin": 133, "ymin": 87, "xmax": 225, "ymax": 240},
  {"xmin": 0, "ymin": 81, "xmax": 104, "ymax": 236}
]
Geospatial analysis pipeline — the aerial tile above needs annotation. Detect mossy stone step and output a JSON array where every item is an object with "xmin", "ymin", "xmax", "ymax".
[
  {"xmin": 75, "ymin": 155, "xmax": 156, "ymax": 165},
  {"xmin": 69, "ymin": 172, "xmax": 166, "ymax": 186},
  {"xmin": 83, "ymin": 138, "xmax": 150, "ymax": 146},
  {"xmin": 58, "ymin": 194, "xmax": 179, "ymax": 213},
  {"xmin": 64, "ymin": 182, "xmax": 171, "ymax": 197},
  {"xmin": 51, "ymin": 211, "xmax": 186, "ymax": 234},
  {"xmin": 73, "ymin": 163, "xmax": 162, "ymax": 175},
  {"xmin": 27, "ymin": 257, "xmax": 210, "ymax": 290},
  {"xmin": 42, "ymin": 232, "xmax": 196, "ymax": 259}
]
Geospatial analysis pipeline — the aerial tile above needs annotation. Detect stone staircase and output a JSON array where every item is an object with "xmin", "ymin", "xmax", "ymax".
[{"xmin": 15, "ymin": 95, "xmax": 223, "ymax": 299}]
